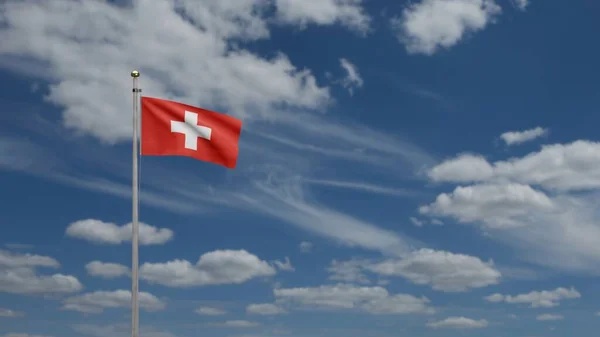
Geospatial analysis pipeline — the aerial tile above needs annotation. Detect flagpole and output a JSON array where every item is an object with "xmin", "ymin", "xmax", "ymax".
[{"xmin": 131, "ymin": 70, "xmax": 141, "ymax": 337}]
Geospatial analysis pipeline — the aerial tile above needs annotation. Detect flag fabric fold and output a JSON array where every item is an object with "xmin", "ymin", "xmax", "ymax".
[{"xmin": 141, "ymin": 97, "xmax": 242, "ymax": 168}]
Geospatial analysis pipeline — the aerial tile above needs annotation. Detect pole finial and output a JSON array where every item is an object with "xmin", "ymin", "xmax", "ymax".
[{"xmin": 131, "ymin": 70, "xmax": 140, "ymax": 78}]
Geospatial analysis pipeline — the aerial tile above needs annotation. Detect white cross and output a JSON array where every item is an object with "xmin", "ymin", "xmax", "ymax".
[{"xmin": 170, "ymin": 111, "xmax": 212, "ymax": 151}]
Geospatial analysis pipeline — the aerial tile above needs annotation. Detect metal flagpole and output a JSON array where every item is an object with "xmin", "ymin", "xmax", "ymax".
[{"xmin": 131, "ymin": 70, "xmax": 141, "ymax": 337}]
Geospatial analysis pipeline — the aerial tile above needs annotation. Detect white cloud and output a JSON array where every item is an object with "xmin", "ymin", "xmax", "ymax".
[
  {"xmin": 485, "ymin": 287, "xmax": 580, "ymax": 308},
  {"xmin": 428, "ymin": 154, "xmax": 494, "ymax": 182},
  {"xmin": 273, "ymin": 257, "xmax": 295, "ymax": 272},
  {"xmin": 339, "ymin": 58, "xmax": 364, "ymax": 95},
  {"xmin": 369, "ymin": 248, "xmax": 501, "ymax": 292},
  {"xmin": 246, "ymin": 303, "xmax": 287, "ymax": 315},
  {"xmin": 537, "ymin": 314, "xmax": 563, "ymax": 321},
  {"xmin": 420, "ymin": 183, "xmax": 554, "ymax": 228},
  {"xmin": 62, "ymin": 290, "xmax": 165, "ymax": 314},
  {"xmin": 0, "ymin": 251, "xmax": 82, "ymax": 295},
  {"xmin": 513, "ymin": 0, "xmax": 529, "ymax": 11},
  {"xmin": 0, "ymin": 0, "xmax": 331, "ymax": 142},
  {"xmin": 423, "ymin": 142, "xmax": 600, "ymax": 273},
  {"xmin": 500, "ymin": 127, "xmax": 548, "ymax": 146},
  {"xmin": 0, "ymin": 308, "xmax": 25, "ymax": 317},
  {"xmin": 494, "ymin": 141, "xmax": 600, "ymax": 191},
  {"xmin": 0, "ymin": 250, "xmax": 59, "ymax": 268},
  {"xmin": 427, "ymin": 316, "xmax": 489, "ymax": 329},
  {"xmin": 427, "ymin": 141, "xmax": 600, "ymax": 192},
  {"xmin": 0, "ymin": 267, "xmax": 82, "ymax": 295},
  {"xmin": 213, "ymin": 320, "xmax": 261, "ymax": 328},
  {"xmin": 65, "ymin": 219, "xmax": 173, "ymax": 245},
  {"xmin": 140, "ymin": 250, "xmax": 276, "ymax": 287},
  {"xmin": 299, "ymin": 241, "xmax": 313, "ymax": 253},
  {"xmin": 427, "ymin": 188, "xmax": 600, "ymax": 273},
  {"xmin": 392, "ymin": 0, "xmax": 502, "ymax": 55},
  {"xmin": 85, "ymin": 261, "xmax": 129, "ymax": 279},
  {"xmin": 274, "ymin": 0, "xmax": 370, "ymax": 33},
  {"xmin": 195, "ymin": 307, "xmax": 227, "ymax": 316},
  {"xmin": 274, "ymin": 283, "xmax": 433, "ymax": 314},
  {"xmin": 327, "ymin": 259, "xmax": 371, "ymax": 284}
]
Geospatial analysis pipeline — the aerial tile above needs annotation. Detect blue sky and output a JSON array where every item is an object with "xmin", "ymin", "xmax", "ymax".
[{"xmin": 1, "ymin": 0, "xmax": 600, "ymax": 336}]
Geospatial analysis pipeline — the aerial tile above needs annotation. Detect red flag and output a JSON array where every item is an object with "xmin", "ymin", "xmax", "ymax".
[{"xmin": 141, "ymin": 97, "xmax": 242, "ymax": 168}]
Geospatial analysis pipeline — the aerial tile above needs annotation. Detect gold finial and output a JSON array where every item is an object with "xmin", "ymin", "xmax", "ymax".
[{"xmin": 131, "ymin": 70, "xmax": 140, "ymax": 78}]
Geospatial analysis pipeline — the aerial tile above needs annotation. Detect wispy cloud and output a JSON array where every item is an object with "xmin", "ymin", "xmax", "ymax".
[{"xmin": 302, "ymin": 178, "xmax": 423, "ymax": 198}]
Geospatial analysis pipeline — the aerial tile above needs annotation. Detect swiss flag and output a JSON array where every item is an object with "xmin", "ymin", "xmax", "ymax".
[{"xmin": 141, "ymin": 97, "xmax": 242, "ymax": 169}]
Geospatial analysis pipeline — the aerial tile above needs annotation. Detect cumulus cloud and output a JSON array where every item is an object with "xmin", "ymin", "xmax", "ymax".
[
  {"xmin": 0, "ymin": 0, "xmax": 331, "ymax": 142},
  {"xmin": 324, "ymin": 249, "xmax": 500, "ymax": 292},
  {"xmin": 427, "ymin": 141, "xmax": 600, "ymax": 191},
  {"xmin": 246, "ymin": 303, "xmax": 287, "ymax": 315},
  {"xmin": 428, "ymin": 154, "xmax": 494, "ymax": 183},
  {"xmin": 0, "ymin": 250, "xmax": 59, "ymax": 269},
  {"xmin": 62, "ymin": 290, "xmax": 165, "ymax": 314},
  {"xmin": 274, "ymin": 283, "xmax": 433, "ymax": 314},
  {"xmin": 485, "ymin": 287, "xmax": 580, "ymax": 308},
  {"xmin": 140, "ymin": 250, "xmax": 276, "ymax": 287},
  {"xmin": 427, "ymin": 316, "xmax": 489, "ymax": 329},
  {"xmin": 274, "ymin": 0, "xmax": 370, "ymax": 33},
  {"xmin": 369, "ymin": 249, "xmax": 501, "ymax": 292},
  {"xmin": 537, "ymin": 313, "xmax": 563, "ymax": 321},
  {"xmin": 392, "ymin": 0, "xmax": 502, "ymax": 55},
  {"xmin": 195, "ymin": 307, "xmax": 227, "ymax": 316},
  {"xmin": 423, "ymin": 141, "xmax": 600, "ymax": 273},
  {"xmin": 0, "ymin": 250, "xmax": 82, "ymax": 295},
  {"xmin": 0, "ymin": 267, "xmax": 82, "ymax": 295},
  {"xmin": 65, "ymin": 219, "xmax": 173, "ymax": 245},
  {"xmin": 419, "ymin": 183, "xmax": 554, "ymax": 228},
  {"xmin": 85, "ymin": 261, "xmax": 129, "ymax": 279},
  {"xmin": 500, "ymin": 127, "xmax": 548, "ymax": 146}
]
